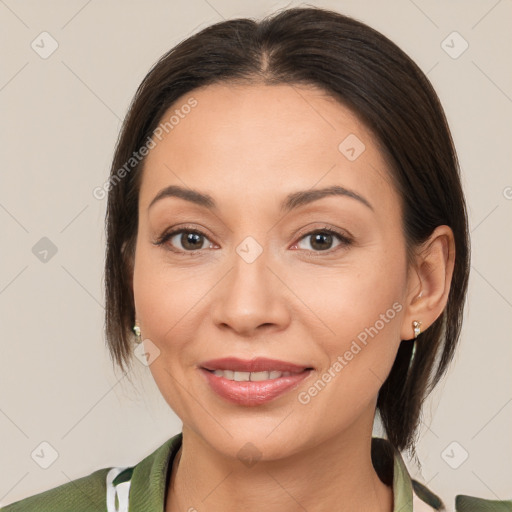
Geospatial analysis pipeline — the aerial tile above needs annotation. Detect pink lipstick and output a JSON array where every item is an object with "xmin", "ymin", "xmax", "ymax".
[{"xmin": 199, "ymin": 357, "xmax": 313, "ymax": 406}]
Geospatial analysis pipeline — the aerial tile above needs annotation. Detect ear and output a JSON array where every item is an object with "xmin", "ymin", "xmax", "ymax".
[{"xmin": 400, "ymin": 225, "xmax": 456, "ymax": 341}]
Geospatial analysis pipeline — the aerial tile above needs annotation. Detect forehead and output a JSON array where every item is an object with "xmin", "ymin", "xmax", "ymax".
[{"xmin": 138, "ymin": 82, "xmax": 396, "ymax": 213}]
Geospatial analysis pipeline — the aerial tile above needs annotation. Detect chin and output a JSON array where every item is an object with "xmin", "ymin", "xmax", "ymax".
[{"xmin": 186, "ymin": 413, "xmax": 320, "ymax": 463}]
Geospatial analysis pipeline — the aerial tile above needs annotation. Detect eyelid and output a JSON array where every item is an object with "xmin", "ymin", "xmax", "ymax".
[
  {"xmin": 293, "ymin": 224, "xmax": 352, "ymax": 244},
  {"xmin": 154, "ymin": 223, "xmax": 353, "ymax": 255},
  {"xmin": 152, "ymin": 224, "xmax": 216, "ymax": 254},
  {"xmin": 291, "ymin": 224, "xmax": 353, "ymax": 254}
]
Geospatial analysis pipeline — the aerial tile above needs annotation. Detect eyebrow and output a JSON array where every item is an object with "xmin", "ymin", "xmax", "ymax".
[{"xmin": 147, "ymin": 184, "xmax": 373, "ymax": 213}]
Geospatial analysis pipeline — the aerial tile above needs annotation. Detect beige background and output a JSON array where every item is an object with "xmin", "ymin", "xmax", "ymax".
[{"xmin": 1, "ymin": 0, "xmax": 511, "ymax": 507}]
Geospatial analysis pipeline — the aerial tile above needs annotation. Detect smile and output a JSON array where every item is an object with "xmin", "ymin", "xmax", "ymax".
[{"xmin": 198, "ymin": 357, "xmax": 314, "ymax": 406}]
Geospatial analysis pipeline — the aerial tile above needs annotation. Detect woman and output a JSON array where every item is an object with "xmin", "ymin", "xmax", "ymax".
[{"xmin": 2, "ymin": 6, "xmax": 509, "ymax": 512}]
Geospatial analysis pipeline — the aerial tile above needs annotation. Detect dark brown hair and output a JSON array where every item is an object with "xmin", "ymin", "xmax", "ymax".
[{"xmin": 104, "ymin": 6, "xmax": 470, "ymax": 453}]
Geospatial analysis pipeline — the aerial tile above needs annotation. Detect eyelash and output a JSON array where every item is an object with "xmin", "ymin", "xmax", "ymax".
[{"xmin": 153, "ymin": 224, "xmax": 353, "ymax": 256}]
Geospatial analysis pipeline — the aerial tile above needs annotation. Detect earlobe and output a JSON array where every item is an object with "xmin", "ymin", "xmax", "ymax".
[{"xmin": 400, "ymin": 225, "xmax": 456, "ymax": 340}]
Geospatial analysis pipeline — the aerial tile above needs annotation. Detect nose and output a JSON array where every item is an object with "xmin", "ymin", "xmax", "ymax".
[{"xmin": 210, "ymin": 246, "xmax": 291, "ymax": 338}]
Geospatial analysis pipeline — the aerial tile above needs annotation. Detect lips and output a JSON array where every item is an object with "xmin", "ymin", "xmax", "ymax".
[{"xmin": 199, "ymin": 357, "xmax": 314, "ymax": 406}]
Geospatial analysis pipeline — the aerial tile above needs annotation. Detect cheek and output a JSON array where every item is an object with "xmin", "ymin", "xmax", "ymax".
[
  {"xmin": 292, "ymin": 250, "xmax": 406, "ymax": 340},
  {"xmin": 132, "ymin": 239, "xmax": 226, "ymax": 372},
  {"xmin": 132, "ymin": 243, "xmax": 205, "ymax": 415},
  {"xmin": 293, "ymin": 249, "xmax": 407, "ymax": 389},
  {"xmin": 294, "ymin": 260, "xmax": 406, "ymax": 430},
  {"xmin": 132, "ymin": 242, "xmax": 197, "ymax": 348}
]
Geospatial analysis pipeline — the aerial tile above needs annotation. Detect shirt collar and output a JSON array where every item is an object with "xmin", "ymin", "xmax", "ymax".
[{"xmin": 127, "ymin": 433, "xmax": 428, "ymax": 512}]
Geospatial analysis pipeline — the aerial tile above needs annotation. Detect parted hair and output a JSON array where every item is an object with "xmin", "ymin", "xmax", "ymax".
[{"xmin": 104, "ymin": 6, "xmax": 470, "ymax": 453}]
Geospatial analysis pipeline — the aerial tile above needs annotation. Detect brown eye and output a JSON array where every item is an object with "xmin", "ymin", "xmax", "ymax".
[
  {"xmin": 294, "ymin": 228, "xmax": 352, "ymax": 253},
  {"xmin": 177, "ymin": 231, "xmax": 206, "ymax": 251},
  {"xmin": 308, "ymin": 232, "xmax": 335, "ymax": 251},
  {"xmin": 154, "ymin": 229, "xmax": 213, "ymax": 253}
]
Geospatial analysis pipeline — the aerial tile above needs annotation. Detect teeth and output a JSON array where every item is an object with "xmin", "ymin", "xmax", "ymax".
[
  {"xmin": 250, "ymin": 371, "xmax": 270, "ymax": 381},
  {"xmin": 213, "ymin": 369, "xmax": 234, "ymax": 379},
  {"xmin": 211, "ymin": 370, "xmax": 293, "ymax": 381},
  {"xmin": 234, "ymin": 371, "xmax": 250, "ymax": 382}
]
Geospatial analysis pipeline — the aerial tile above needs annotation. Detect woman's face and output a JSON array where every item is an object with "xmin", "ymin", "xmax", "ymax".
[{"xmin": 133, "ymin": 82, "xmax": 413, "ymax": 460}]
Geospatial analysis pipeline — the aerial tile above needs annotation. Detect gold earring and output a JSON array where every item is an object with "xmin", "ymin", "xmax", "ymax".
[{"xmin": 132, "ymin": 322, "xmax": 142, "ymax": 344}]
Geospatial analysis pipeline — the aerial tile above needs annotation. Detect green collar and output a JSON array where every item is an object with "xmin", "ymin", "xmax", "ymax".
[
  {"xmin": 116, "ymin": 433, "xmax": 511, "ymax": 512},
  {"xmin": 122, "ymin": 433, "xmax": 181, "ymax": 510}
]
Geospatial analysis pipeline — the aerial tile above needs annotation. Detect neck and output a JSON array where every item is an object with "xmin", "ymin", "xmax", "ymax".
[{"xmin": 166, "ymin": 421, "xmax": 393, "ymax": 512}]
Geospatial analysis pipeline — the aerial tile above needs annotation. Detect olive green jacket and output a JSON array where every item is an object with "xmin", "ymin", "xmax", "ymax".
[{"xmin": 1, "ymin": 433, "xmax": 510, "ymax": 511}]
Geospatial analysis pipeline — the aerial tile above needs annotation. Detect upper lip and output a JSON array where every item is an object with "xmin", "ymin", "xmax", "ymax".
[{"xmin": 200, "ymin": 357, "xmax": 313, "ymax": 373}]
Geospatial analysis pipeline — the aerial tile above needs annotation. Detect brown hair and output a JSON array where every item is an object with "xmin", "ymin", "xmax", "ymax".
[{"xmin": 104, "ymin": 6, "xmax": 470, "ymax": 453}]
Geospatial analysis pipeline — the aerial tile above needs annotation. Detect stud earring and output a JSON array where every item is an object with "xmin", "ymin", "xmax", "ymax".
[{"xmin": 132, "ymin": 322, "xmax": 142, "ymax": 344}]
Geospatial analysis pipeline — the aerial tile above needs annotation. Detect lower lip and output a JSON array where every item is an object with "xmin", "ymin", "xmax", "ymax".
[{"xmin": 200, "ymin": 368, "xmax": 312, "ymax": 406}]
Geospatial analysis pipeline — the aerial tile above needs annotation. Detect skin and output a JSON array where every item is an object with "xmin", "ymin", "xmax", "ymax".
[{"xmin": 131, "ymin": 82, "xmax": 455, "ymax": 512}]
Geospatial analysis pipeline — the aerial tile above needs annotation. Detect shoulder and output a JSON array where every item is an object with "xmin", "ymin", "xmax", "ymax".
[
  {"xmin": 455, "ymin": 494, "xmax": 512, "ymax": 511},
  {"xmin": 372, "ymin": 437, "xmax": 512, "ymax": 512},
  {"xmin": 0, "ymin": 433, "xmax": 181, "ymax": 512},
  {"xmin": 0, "ymin": 466, "xmax": 113, "ymax": 512},
  {"xmin": 412, "ymin": 479, "xmax": 512, "ymax": 511}
]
